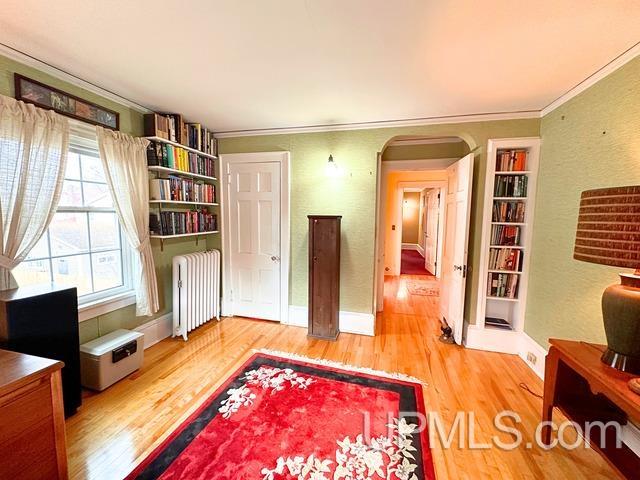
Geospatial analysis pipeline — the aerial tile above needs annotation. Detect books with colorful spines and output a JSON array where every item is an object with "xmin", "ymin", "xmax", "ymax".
[
  {"xmin": 513, "ymin": 151, "xmax": 526, "ymax": 171},
  {"xmin": 164, "ymin": 144, "xmax": 174, "ymax": 169}
]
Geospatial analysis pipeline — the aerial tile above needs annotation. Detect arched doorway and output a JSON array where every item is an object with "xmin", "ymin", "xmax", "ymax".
[{"xmin": 375, "ymin": 135, "xmax": 474, "ymax": 344}]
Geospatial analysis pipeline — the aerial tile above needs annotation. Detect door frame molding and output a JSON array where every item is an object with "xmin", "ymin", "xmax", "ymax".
[
  {"xmin": 220, "ymin": 151, "xmax": 291, "ymax": 324},
  {"xmin": 396, "ymin": 181, "xmax": 446, "ymax": 277},
  {"xmin": 375, "ymin": 158, "xmax": 457, "ymax": 311}
]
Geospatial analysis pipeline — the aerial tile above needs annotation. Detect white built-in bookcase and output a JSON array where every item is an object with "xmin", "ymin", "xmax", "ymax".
[{"xmin": 475, "ymin": 138, "xmax": 541, "ymax": 336}]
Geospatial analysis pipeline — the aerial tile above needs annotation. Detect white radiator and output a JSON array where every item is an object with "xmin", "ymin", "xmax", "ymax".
[{"xmin": 172, "ymin": 250, "xmax": 221, "ymax": 340}]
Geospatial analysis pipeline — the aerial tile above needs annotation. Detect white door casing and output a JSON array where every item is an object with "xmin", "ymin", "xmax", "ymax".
[
  {"xmin": 221, "ymin": 152, "xmax": 290, "ymax": 323},
  {"xmin": 439, "ymin": 153, "xmax": 474, "ymax": 344}
]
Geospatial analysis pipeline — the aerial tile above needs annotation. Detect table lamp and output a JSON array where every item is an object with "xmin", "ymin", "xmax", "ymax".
[{"xmin": 574, "ymin": 185, "xmax": 640, "ymax": 373}]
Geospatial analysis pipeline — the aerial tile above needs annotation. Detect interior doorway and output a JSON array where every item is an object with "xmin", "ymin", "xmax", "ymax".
[
  {"xmin": 374, "ymin": 136, "xmax": 474, "ymax": 346},
  {"xmin": 399, "ymin": 185, "xmax": 442, "ymax": 277}
]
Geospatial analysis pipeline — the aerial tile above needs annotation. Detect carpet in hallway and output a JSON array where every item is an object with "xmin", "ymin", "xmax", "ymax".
[{"xmin": 401, "ymin": 248, "xmax": 433, "ymax": 276}]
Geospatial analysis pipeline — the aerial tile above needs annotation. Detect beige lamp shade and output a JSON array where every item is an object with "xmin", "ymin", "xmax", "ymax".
[{"xmin": 574, "ymin": 185, "xmax": 640, "ymax": 271}]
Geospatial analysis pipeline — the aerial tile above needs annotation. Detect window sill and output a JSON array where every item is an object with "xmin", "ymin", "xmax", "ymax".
[{"xmin": 78, "ymin": 291, "xmax": 136, "ymax": 322}]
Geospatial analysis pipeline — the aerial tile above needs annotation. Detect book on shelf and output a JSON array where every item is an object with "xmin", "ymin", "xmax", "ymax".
[
  {"xmin": 494, "ymin": 174, "xmax": 528, "ymax": 197},
  {"xmin": 496, "ymin": 149, "xmax": 527, "ymax": 172},
  {"xmin": 185, "ymin": 122, "xmax": 217, "ymax": 155},
  {"xmin": 492, "ymin": 200, "xmax": 526, "ymax": 223},
  {"xmin": 149, "ymin": 176, "xmax": 216, "ymax": 204},
  {"xmin": 491, "ymin": 225, "xmax": 521, "ymax": 246},
  {"xmin": 487, "ymin": 272, "xmax": 519, "ymax": 299},
  {"xmin": 485, "ymin": 317, "xmax": 513, "ymax": 330},
  {"xmin": 488, "ymin": 248, "xmax": 522, "ymax": 271},
  {"xmin": 144, "ymin": 112, "xmax": 218, "ymax": 155},
  {"xmin": 146, "ymin": 141, "xmax": 216, "ymax": 177},
  {"xmin": 150, "ymin": 210, "xmax": 218, "ymax": 236}
]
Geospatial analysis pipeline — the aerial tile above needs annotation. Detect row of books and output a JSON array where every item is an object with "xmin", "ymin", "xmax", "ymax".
[
  {"xmin": 491, "ymin": 225, "xmax": 521, "ymax": 246},
  {"xmin": 488, "ymin": 248, "xmax": 522, "ymax": 272},
  {"xmin": 150, "ymin": 210, "xmax": 218, "ymax": 236},
  {"xmin": 492, "ymin": 200, "xmax": 526, "ymax": 223},
  {"xmin": 185, "ymin": 123, "xmax": 217, "ymax": 155},
  {"xmin": 496, "ymin": 149, "xmax": 527, "ymax": 172},
  {"xmin": 147, "ymin": 142, "xmax": 216, "ymax": 178},
  {"xmin": 149, "ymin": 177, "xmax": 216, "ymax": 204},
  {"xmin": 494, "ymin": 174, "xmax": 528, "ymax": 198},
  {"xmin": 487, "ymin": 273, "xmax": 519, "ymax": 299},
  {"xmin": 146, "ymin": 113, "xmax": 218, "ymax": 155}
]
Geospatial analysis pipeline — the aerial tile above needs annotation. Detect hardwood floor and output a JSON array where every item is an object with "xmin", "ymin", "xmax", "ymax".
[{"xmin": 66, "ymin": 275, "xmax": 613, "ymax": 479}]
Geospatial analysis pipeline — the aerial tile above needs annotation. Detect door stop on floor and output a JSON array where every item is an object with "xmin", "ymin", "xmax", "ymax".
[{"xmin": 438, "ymin": 318, "xmax": 456, "ymax": 344}]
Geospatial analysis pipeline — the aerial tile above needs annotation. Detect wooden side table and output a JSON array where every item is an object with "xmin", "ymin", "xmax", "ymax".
[
  {"xmin": 543, "ymin": 339, "xmax": 640, "ymax": 479},
  {"xmin": 0, "ymin": 349, "xmax": 68, "ymax": 479}
]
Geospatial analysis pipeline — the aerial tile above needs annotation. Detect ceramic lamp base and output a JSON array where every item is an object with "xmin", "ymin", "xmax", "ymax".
[{"xmin": 601, "ymin": 273, "xmax": 640, "ymax": 374}]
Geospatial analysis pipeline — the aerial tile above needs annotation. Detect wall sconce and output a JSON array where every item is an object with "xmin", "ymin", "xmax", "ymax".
[{"xmin": 326, "ymin": 154, "xmax": 341, "ymax": 177}]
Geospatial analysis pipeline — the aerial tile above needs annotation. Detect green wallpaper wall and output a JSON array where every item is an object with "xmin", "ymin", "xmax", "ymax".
[
  {"xmin": 382, "ymin": 141, "xmax": 468, "ymax": 162},
  {"xmin": 0, "ymin": 54, "xmax": 209, "ymax": 343},
  {"xmin": 525, "ymin": 56, "xmax": 640, "ymax": 348},
  {"xmin": 220, "ymin": 118, "xmax": 540, "ymax": 321}
]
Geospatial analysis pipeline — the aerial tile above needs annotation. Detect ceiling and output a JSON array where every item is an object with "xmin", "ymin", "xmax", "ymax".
[{"xmin": 1, "ymin": 0, "xmax": 639, "ymax": 133}]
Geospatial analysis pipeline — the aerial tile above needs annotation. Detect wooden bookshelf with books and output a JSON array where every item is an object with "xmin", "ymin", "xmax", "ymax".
[
  {"xmin": 143, "ymin": 112, "xmax": 220, "ymax": 248},
  {"xmin": 473, "ymin": 138, "xmax": 540, "ymax": 342}
]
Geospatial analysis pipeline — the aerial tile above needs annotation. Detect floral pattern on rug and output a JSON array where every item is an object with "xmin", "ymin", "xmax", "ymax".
[
  {"xmin": 261, "ymin": 418, "xmax": 419, "ymax": 480},
  {"xmin": 219, "ymin": 366, "xmax": 314, "ymax": 418}
]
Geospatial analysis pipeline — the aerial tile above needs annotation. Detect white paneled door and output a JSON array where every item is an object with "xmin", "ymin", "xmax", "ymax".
[
  {"xmin": 424, "ymin": 188, "xmax": 439, "ymax": 275},
  {"xmin": 440, "ymin": 153, "xmax": 473, "ymax": 344},
  {"xmin": 228, "ymin": 161, "xmax": 281, "ymax": 321}
]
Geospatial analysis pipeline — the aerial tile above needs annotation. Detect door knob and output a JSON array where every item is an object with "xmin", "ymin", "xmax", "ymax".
[
  {"xmin": 453, "ymin": 265, "xmax": 463, "ymax": 271},
  {"xmin": 271, "ymin": 255, "xmax": 280, "ymax": 262}
]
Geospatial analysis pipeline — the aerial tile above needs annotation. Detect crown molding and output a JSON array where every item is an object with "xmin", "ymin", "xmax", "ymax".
[
  {"xmin": 541, "ymin": 42, "xmax": 640, "ymax": 117},
  {"xmin": 214, "ymin": 111, "xmax": 541, "ymax": 138},
  {"xmin": 0, "ymin": 43, "xmax": 151, "ymax": 113}
]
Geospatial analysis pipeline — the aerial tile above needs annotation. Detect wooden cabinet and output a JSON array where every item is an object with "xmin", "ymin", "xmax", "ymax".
[
  {"xmin": 0, "ymin": 349, "xmax": 67, "ymax": 479},
  {"xmin": 308, "ymin": 215, "xmax": 341, "ymax": 340},
  {"xmin": 0, "ymin": 284, "xmax": 81, "ymax": 417}
]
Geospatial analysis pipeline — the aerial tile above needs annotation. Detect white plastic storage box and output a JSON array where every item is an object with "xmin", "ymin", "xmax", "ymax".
[{"xmin": 80, "ymin": 329, "xmax": 144, "ymax": 391}]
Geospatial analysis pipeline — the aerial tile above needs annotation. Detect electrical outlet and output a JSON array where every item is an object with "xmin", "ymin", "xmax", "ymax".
[{"xmin": 527, "ymin": 352, "xmax": 537, "ymax": 365}]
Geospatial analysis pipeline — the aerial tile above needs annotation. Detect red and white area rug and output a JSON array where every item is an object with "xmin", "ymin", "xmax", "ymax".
[{"xmin": 127, "ymin": 350, "xmax": 436, "ymax": 480}]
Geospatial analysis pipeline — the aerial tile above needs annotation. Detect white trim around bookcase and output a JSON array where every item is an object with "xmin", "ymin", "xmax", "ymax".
[{"xmin": 475, "ymin": 138, "xmax": 541, "ymax": 334}]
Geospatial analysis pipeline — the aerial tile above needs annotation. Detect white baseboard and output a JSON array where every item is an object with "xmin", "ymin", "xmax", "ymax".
[
  {"xmin": 518, "ymin": 332, "xmax": 547, "ymax": 380},
  {"xmin": 416, "ymin": 244, "xmax": 425, "ymax": 257},
  {"xmin": 287, "ymin": 305, "xmax": 375, "ymax": 336},
  {"xmin": 401, "ymin": 243, "xmax": 420, "ymax": 252},
  {"xmin": 465, "ymin": 325, "xmax": 547, "ymax": 380},
  {"xmin": 134, "ymin": 313, "xmax": 173, "ymax": 349}
]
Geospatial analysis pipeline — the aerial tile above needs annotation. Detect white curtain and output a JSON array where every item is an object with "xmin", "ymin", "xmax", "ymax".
[
  {"xmin": 96, "ymin": 126, "xmax": 159, "ymax": 316},
  {"xmin": 0, "ymin": 95, "xmax": 69, "ymax": 290}
]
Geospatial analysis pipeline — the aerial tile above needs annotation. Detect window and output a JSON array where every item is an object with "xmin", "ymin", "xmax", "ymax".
[{"xmin": 13, "ymin": 125, "xmax": 135, "ymax": 312}]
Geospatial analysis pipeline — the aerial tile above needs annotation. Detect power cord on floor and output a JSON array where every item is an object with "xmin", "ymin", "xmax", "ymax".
[{"xmin": 519, "ymin": 382, "xmax": 544, "ymax": 399}]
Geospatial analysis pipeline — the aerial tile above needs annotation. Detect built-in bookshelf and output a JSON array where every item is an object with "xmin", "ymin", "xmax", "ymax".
[
  {"xmin": 144, "ymin": 128, "xmax": 220, "ymax": 248},
  {"xmin": 475, "ymin": 138, "xmax": 540, "ymax": 338}
]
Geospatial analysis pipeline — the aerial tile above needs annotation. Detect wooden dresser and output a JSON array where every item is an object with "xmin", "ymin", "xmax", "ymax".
[
  {"xmin": 308, "ymin": 215, "xmax": 341, "ymax": 340},
  {"xmin": 0, "ymin": 349, "xmax": 68, "ymax": 479}
]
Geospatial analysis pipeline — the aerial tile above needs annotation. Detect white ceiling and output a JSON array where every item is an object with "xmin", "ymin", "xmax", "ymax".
[{"xmin": 1, "ymin": 0, "xmax": 639, "ymax": 133}]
